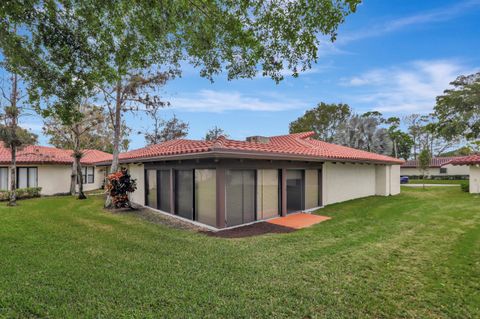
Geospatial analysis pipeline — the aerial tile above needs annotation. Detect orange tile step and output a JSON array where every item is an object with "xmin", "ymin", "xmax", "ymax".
[{"xmin": 267, "ymin": 213, "xmax": 331, "ymax": 229}]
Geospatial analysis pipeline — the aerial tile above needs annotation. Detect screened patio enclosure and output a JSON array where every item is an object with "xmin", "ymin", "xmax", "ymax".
[{"xmin": 144, "ymin": 159, "xmax": 323, "ymax": 229}]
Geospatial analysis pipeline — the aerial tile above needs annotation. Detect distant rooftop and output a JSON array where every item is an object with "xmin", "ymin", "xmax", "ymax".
[{"xmin": 0, "ymin": 145, "xmax": 112, "ymax": 165}]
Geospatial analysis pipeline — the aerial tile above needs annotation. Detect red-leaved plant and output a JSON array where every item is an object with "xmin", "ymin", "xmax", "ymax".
[{"xmin": 105, "ymin": 168, "xmax": 137, "ymax": 208}]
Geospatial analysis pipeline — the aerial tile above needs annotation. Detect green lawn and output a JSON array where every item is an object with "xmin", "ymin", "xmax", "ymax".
[
  {"xmin": 0, "ymin": 188, "xmax": 479, "ymax": 318},
  {"xmin": 408, "ymin": 179, "xmax": 466, "ymax": 184}
]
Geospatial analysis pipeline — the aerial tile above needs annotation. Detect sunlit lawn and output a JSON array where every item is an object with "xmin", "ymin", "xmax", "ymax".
[{"xmin": 0, "ymin": 187, "xmax": 479, "ymax": 318}]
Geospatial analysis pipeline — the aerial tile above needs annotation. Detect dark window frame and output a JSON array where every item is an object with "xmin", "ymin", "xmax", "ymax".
[
  {"xmin": 17, "ymin": 167, "xmax": 38, "ymax": 188},
  {"xmin": 440, "ymin": 167, "xmax": 447, "ymax": 174}
]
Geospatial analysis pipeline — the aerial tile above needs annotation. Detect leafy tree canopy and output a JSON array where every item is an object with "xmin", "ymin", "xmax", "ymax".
[
  {"xmin": 0, "ymin": 0, "xmax": 360, "ymax": 113},
  {"xmin": 158, "ymin": 115, "xmax": 189, "ymax": 142},
  {"xmin": 205, "ymin": 126, "xmax": 228, "ymax": 141},
  {"xmin": 289, "ymin": 102, "xmax": 351, "ymax": 142},
  {"xmin": 435, "ymin": 72, "xmax": 480, "ymax": 141}
]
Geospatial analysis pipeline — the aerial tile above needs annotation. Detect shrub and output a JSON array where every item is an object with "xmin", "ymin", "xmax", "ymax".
[
  {"xmin": 0, "ymin": 187, "xmax": 42, "ymax": 201},
  {"xmin": 460, "ymin": 181, "xmax": 470, "ymax": 192},
  {"xmin": 105, "ymin": 168, "xmax": 137, "ymax": 208}
]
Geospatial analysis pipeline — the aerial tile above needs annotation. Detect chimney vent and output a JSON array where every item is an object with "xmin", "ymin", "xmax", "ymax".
[{"xmin": 246, "ymin": 136, "xmax": 270, "ymax": 144}]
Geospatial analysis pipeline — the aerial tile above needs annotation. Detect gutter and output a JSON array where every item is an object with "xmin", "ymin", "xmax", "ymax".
[{"xmin": 95, "ymin": 149, "xmax": 404, "ymax": 166}]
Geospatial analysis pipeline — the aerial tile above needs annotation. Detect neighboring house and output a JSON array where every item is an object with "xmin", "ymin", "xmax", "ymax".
[
  {"xmin": 400, "ymin": 157, "xmax": 469, "ymax": 178},
  {"xmin": 97, "ymin": 131, "xmax": 403, "ymax": 230},
  {"xmin": 0, "ymin": 145, "xmax": 112, "ymax": 195},
  {"xmin": 444, "ymin": 155, "xmax": 480, "ymax": 193}
]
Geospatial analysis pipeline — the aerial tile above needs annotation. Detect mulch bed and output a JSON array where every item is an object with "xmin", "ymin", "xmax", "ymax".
[
  {"xmin": 203, "ymin": 222, "xmax": 296, "ymax": 238},
  {"xmin": 108, "ymin": 206, "xmax": 205, "ymax": 232},
  {"xmin": 108, "ymin": 205, "xmax": 298, "ymax": 238}
]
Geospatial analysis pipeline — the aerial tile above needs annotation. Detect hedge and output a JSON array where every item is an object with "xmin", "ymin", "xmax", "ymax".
[
  {"xmin": 403, "ymin": 175, "xmax": 469, "ymax": 180},
  {"xmin": 460, "ymin": 182, "xmax": 470, "ymax": 193},
  {"xmin": 0, "ymin": 187, "xmax": 42, "ymax": 201}
]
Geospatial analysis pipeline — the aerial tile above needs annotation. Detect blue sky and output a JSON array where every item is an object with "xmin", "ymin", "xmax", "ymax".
[{"xmin": 5, "ymin": 0, "xmax": 480, "ymax": 149}]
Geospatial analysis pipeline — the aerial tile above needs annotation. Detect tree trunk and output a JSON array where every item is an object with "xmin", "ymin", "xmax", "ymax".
[
  {"xmin": 70, "ymin": 158, "xmax": 77, "ymax": 196},
  {"xmin": 105, "ymin": 80, "xmax": 122, "ymax": 208},
  {"xmin": 76, "ymin": 158, "xmax": 86, "ymax": 200},
  {"xmin": 8, "ymin": 65, "xmax": 18, "ymax": 207},
  {"xmin": 8, "ymin": 146, "xmax": 17, "ymax": 206},
  {"xmin": 110, "ymin": 81, "xmax": 122, "ymax": 173},
  {"xmin": 393, "ymin": 139, "xmax": 398, "ymax": 158},
  {"xmin": 413, "ymin": 137, "xmax": 417, "ymax": 160},
  {"xmin": 73, "ymin": 132, "xmax": 86, "ymax": 200}
]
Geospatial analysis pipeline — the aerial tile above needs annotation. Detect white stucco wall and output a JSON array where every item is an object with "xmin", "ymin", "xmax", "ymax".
[
  {"xmin": 375, "ymin": 165, "xmax": 390, "ymax": 196},
  {"xmin": 81, "ymin": 166, "xmax": 107, "ymax": 192},
  {"xmin": 401, "ymin": 164, "xmax": 469, "ymax": 177},
  {"xmin": 126, "ymin": 163, "xmax": 145, "ymax": 206},
  {"xmin": 469, "ymin": 166, "xmax": 480, "ymax": 194},
  {"xmin": 322, "ymin": 162, "xmax": 400, "ymax": 206},
  {"xmin": 390, "ymin": 165, "xmax": 401, "ymax": 195},
  {"xmin": 2, "ymin": 164, "xmax": 108, "ymax": 196},
  {"xmin": 37, "ymin": 165, "xmax": 71, "ymax": 195},
  {"xmin": 323, "ymin": 162, "xmax": 377, "ymax": 205}
]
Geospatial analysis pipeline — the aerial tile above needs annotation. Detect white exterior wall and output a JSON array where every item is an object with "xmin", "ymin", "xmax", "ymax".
[
  {"xmin": 2, "ymin": 164, "xmax": 107, "ymax": 196},
  {"xmin": 81, "ymin": 166, "xmax": 107, "ymax": 192},
  {"xmin": 3, "ymin": 164, "xmax": 72, "ymax": 195},
  {"xmin": 323, "ymin": 162, "xmax": 376, "ymax": 205},
  {"xmin": 126, "ymin": 163, "xmax": 145, "ymax": 206},
  {"xmin": 470, "ymin": 166, "xmax": 480, "ymax": 194},
  {"xmin": 401, "ymin": 164, "xmax": 469, "ymax": 177},
  {"xmin": 390, "ymin": 165, "xmax": 401, "ymax": 195},
  {"xmin": 322, "ymin": 162, "xmax": 400, "ymax": 206},
  {"xmin": 375, "ymin": 165, "xmax": 390, "ymax": 196},
  {"xmin": 37, "ymin": 165, "xmax": 72, "ymax": 195}
]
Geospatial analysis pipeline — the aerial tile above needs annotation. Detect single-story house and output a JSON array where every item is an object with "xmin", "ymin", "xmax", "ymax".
[
  {"xmin": 400, "ymin": 157, "xmax": 469, "ymax": 179},
  {"xmin": 0, "ymin": 145, "xmax": 112, "ymax": 195},
  {"xmin": 444, "ymin": 155, "xmax": 480, "ymax": 193},
  {"xmin": 97, "ymin": 132, "xmax": 403, "ymax": 230}
]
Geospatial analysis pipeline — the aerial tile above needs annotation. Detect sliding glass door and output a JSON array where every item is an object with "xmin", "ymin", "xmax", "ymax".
[
  {"xmin": 175, "ymin": 170, "xmax": 194, "ymax": 220},
  {"xmin": 158, "ymin": 170, "xmax": 171, "ymax": 212},
  {"xmin": 145, "ymin": 170, "xmax": 171, "ymax": 212},
  {"xmin": 286, "ymin": 170, "xmax": 304, "ymax": 213},
  {"xmin": 195, "ymin": 169, "xmax": 216, "ymax": 227},
  {"xmin": 146, "ymin": 170, "xmax": 158, "ymax": 209},
  {"xmin": 226, "ymin": 170, "xmax": 256, "ymax": 227},
  {"xmin": 257, "ymin": 169, "xmax": 279, "ymax": 220}
]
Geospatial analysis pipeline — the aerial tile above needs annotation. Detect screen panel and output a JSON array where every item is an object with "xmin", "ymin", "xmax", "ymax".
[
  {"xmin": 195, "ymin": 169, "xmax": 216, "ymax": 227},
  {"xmin": 305, "ymin": 169, "xmax": 319, "ymax": 209},
  {"xmin": 0, "ymin": 168, "xmax": 8, "ymax": 190},
  {"xmin": 146, "ymin": 170, "xmax": 157, "ymax": 209},
  {"xmin": 158, "ymin": 170, "xmax": 171, "ymax": 213},
  {"xmin": 175, "ymin": 170, "xmax": 194, "ymax": 220},
  {"xmin": 257, "ymin": 169, "xmax": 279, "ymax": 220},
  {"xmin": 226, "ymin": 170, "xmax": 256, "ymax": 227},
  {"xmin": 18, "ymin": 168, "xmax": 28, "ymax": 189}
]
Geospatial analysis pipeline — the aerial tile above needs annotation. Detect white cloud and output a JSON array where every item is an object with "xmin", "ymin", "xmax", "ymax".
[
  {"xmin": 170, "ymin": 90, "xmax": 307, "ymax": 112},
  {"xmin": 342, "ymin": 60, "xmax": 476, "ymax": 114},
  {"xmin": 339, "ymin": 0, "xmax": 480, "ymax": 44}
]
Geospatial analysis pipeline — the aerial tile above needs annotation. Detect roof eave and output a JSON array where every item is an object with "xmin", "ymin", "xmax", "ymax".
[{"xmin": 98, "ymin": 149, "xmax": 403, "ymax": 165}]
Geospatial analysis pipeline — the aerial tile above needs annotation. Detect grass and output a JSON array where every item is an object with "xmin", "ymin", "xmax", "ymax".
[
  {"xmin": 0, "ymin": 188, "xmax": 479, "ymax": 318},
  {"xmin": 407, "ymin": 179, "xmax": 465, "ymax": 184}
]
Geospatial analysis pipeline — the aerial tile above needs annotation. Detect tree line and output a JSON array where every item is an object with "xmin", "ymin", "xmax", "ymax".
[{"xmin": 289, "ymin": 72, "xmax": 480, "ymax": 161}]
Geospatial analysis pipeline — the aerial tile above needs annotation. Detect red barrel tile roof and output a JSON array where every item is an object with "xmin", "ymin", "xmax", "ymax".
[
  {"xmin": 116, "ymin": 131, "xmax": 403, "ymax": 164},
  {"xmin": 444, "ymin": 155, "xmax": 480, "ymax": 166},
  {"xmin": 0, "ymin": 144, "xmax": 112, "ymax": 165},
  {"xmin": 401, "ymin": 156, "xmax": 465, "ymax": 168}
]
